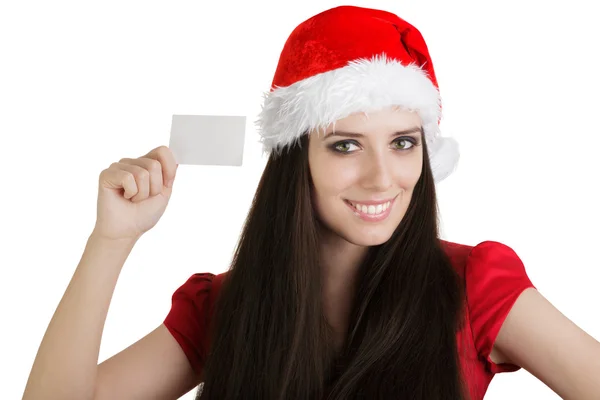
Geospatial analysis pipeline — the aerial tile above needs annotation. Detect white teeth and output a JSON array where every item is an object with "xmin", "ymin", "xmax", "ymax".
[{"xmin": 350, "ymin": 201, "xmax": 391, "ymax": 215}]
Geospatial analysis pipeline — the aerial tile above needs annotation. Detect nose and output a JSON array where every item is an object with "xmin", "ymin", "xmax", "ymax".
[{"xmin": 360, "ymin": 152, "xmax": 393, "ymax": 192}]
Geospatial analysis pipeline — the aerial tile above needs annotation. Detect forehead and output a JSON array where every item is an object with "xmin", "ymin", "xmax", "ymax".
[{"xmin": 328, "ymin": 107, "xmax": 422, "ymax": 134}]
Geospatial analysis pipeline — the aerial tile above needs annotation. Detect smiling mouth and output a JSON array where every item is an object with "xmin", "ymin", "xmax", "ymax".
[
  {"xmin": 343, "ymin": 195, "xmax": 398, "ymax": 220},
  {"xmin": 345, "ymin": 199, "xmax": 392, "ymax": 215}
]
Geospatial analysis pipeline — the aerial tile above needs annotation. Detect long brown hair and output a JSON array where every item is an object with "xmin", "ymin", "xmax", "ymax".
[{"xmin": 197, "ymin": 129, "xmax": 470, "ymax": 399}]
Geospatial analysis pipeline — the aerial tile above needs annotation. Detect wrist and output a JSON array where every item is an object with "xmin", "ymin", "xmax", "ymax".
[{"xmin": 88, "ymin": 230, "xmax": 140, "ymax": 251}]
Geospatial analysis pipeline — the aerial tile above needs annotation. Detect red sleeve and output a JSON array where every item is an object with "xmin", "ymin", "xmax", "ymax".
[
  {"xmin": 465, "ymin": 241, "xmax": 536, "ymax": 374},
  {"xmin": 163, "ymin": 273, "xmax": 215, "ymax": 376}
]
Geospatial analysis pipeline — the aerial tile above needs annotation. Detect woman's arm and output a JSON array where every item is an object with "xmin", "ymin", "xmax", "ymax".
[
  {"xmin": 94, "ymin": 324, "xmax": 199, "ymax": 400},
  {"xmin": 22, "ymin": 233, "xmax": 199, "ymax": 400},
  {"xmin": 492, "ymin": 287, "xmax": 600, "ymax": 399}
]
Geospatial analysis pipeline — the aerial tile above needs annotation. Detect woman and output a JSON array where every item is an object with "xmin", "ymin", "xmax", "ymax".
[{"xmin": 23, "ymin": 5, "xmax": 600, "ymax": 400}]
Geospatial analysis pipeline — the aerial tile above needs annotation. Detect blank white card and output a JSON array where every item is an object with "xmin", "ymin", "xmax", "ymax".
[{"xmin": 168, "ymin": 114, "xmax": 246, "ymax": 166}]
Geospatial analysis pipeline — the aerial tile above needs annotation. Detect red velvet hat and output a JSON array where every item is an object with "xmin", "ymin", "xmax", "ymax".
[{"xmin": 256, "ymin": 5, "xmax": 459, "ymax": 183}]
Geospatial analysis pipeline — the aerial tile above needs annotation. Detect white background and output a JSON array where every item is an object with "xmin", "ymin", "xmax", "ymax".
[{"xmin": 2, "ymin": 1, "xmax": 599, "ymax": 399}]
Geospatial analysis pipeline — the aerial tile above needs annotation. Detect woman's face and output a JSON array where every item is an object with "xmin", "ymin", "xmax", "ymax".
[{"xmin": 308, "ymin": 106, "xmax": 423, "ymax": 246}]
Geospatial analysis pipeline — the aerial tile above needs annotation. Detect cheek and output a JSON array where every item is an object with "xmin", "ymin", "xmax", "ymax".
[
  {"xmin": 389, "ymin": 150, "xmax": 423, "ymax": 182},
  {"xmin": 397, "ymin": 158, "xmax": 423, "ymax": 185},
  {"xmin": 310, "ymin": 161, "xmax": 359, "ymax": 225},
  {"xmin": 310, "ymin": 154, "xmax": 362, "ymax": 197}
]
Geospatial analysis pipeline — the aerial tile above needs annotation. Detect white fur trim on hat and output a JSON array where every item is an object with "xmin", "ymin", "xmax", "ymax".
[{"xmin": 255, "ymin": 54, "xmax": 459, "ymax": 182}]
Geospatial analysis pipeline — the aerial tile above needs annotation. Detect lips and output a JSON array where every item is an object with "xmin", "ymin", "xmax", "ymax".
[
  {"xmin": 346, "ymin": 200, "xmax": 391, "ymax": 215},
  {"xmin": 343, "ymin": 195, "xmax": 397, "ymax": 221}
]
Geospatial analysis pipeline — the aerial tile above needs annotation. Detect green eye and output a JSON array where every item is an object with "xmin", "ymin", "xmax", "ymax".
[
  {"xmin": 332, "ymin": 141, "xmax": 358, "ymax": 153},
  {"xmin": 336, "ymin": 142, "xmax": 350, "ymax": 152},
  {"xmin": 393, "ymin": 138, "xmax": 415, "ymax": 150}
]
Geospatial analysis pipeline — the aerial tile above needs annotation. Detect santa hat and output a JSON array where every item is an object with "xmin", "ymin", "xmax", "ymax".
[{"xmin": 255, "ymin": 5, "xmax": 459, "ymax": 183}]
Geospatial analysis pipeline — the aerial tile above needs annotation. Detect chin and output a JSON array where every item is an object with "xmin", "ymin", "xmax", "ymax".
[{"xmin": 339, "ymin": 227, "xmax": 397, "ymax": 247}]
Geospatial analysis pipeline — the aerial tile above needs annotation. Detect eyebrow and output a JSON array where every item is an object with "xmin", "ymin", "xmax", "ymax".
[{"xmin": 323, "ymin": 126, "xmax": 422, "ymax": 139}]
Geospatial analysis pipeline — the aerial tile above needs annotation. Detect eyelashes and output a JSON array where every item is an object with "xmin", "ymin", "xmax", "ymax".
[{"xmin": 328, "ymin": 137, "xmax": 420, "ymax": 154}]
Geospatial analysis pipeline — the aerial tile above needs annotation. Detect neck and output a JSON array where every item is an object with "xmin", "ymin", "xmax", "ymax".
[
  {"xmin": 318, "ymin": 224, "xmax": 369, "ymax": 347},
  {"xmin": 320, "ymin": 235, "xmax": 367, "ymax": 291}
]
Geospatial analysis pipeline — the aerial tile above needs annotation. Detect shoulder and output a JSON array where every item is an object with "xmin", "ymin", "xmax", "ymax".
[
  {"xmin": 440, "ymin": 238, "xmax": 535, "ymax": 318},
  {"xmin": 440, "ymin": 239, "xmax": 528, "ymax": 278},
  {"xmin": 170, "ymin": 271, "xmax": 229, "ymax": 297},
  {"xmin": 168, "ymin": 271, "xmax": 230, "ymax": 316},
  {"xmin": 441, "ymin": 239, "xmax": 537, "ymax": 372},
  {"xmin": 162, "ymin": 271, "xmax": 230, "ymax": 374}
]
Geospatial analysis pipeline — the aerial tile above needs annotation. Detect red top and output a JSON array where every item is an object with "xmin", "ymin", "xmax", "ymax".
[{"xmin": 163, "ymin": 240, "xmax": 536, "ymax": 400}]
